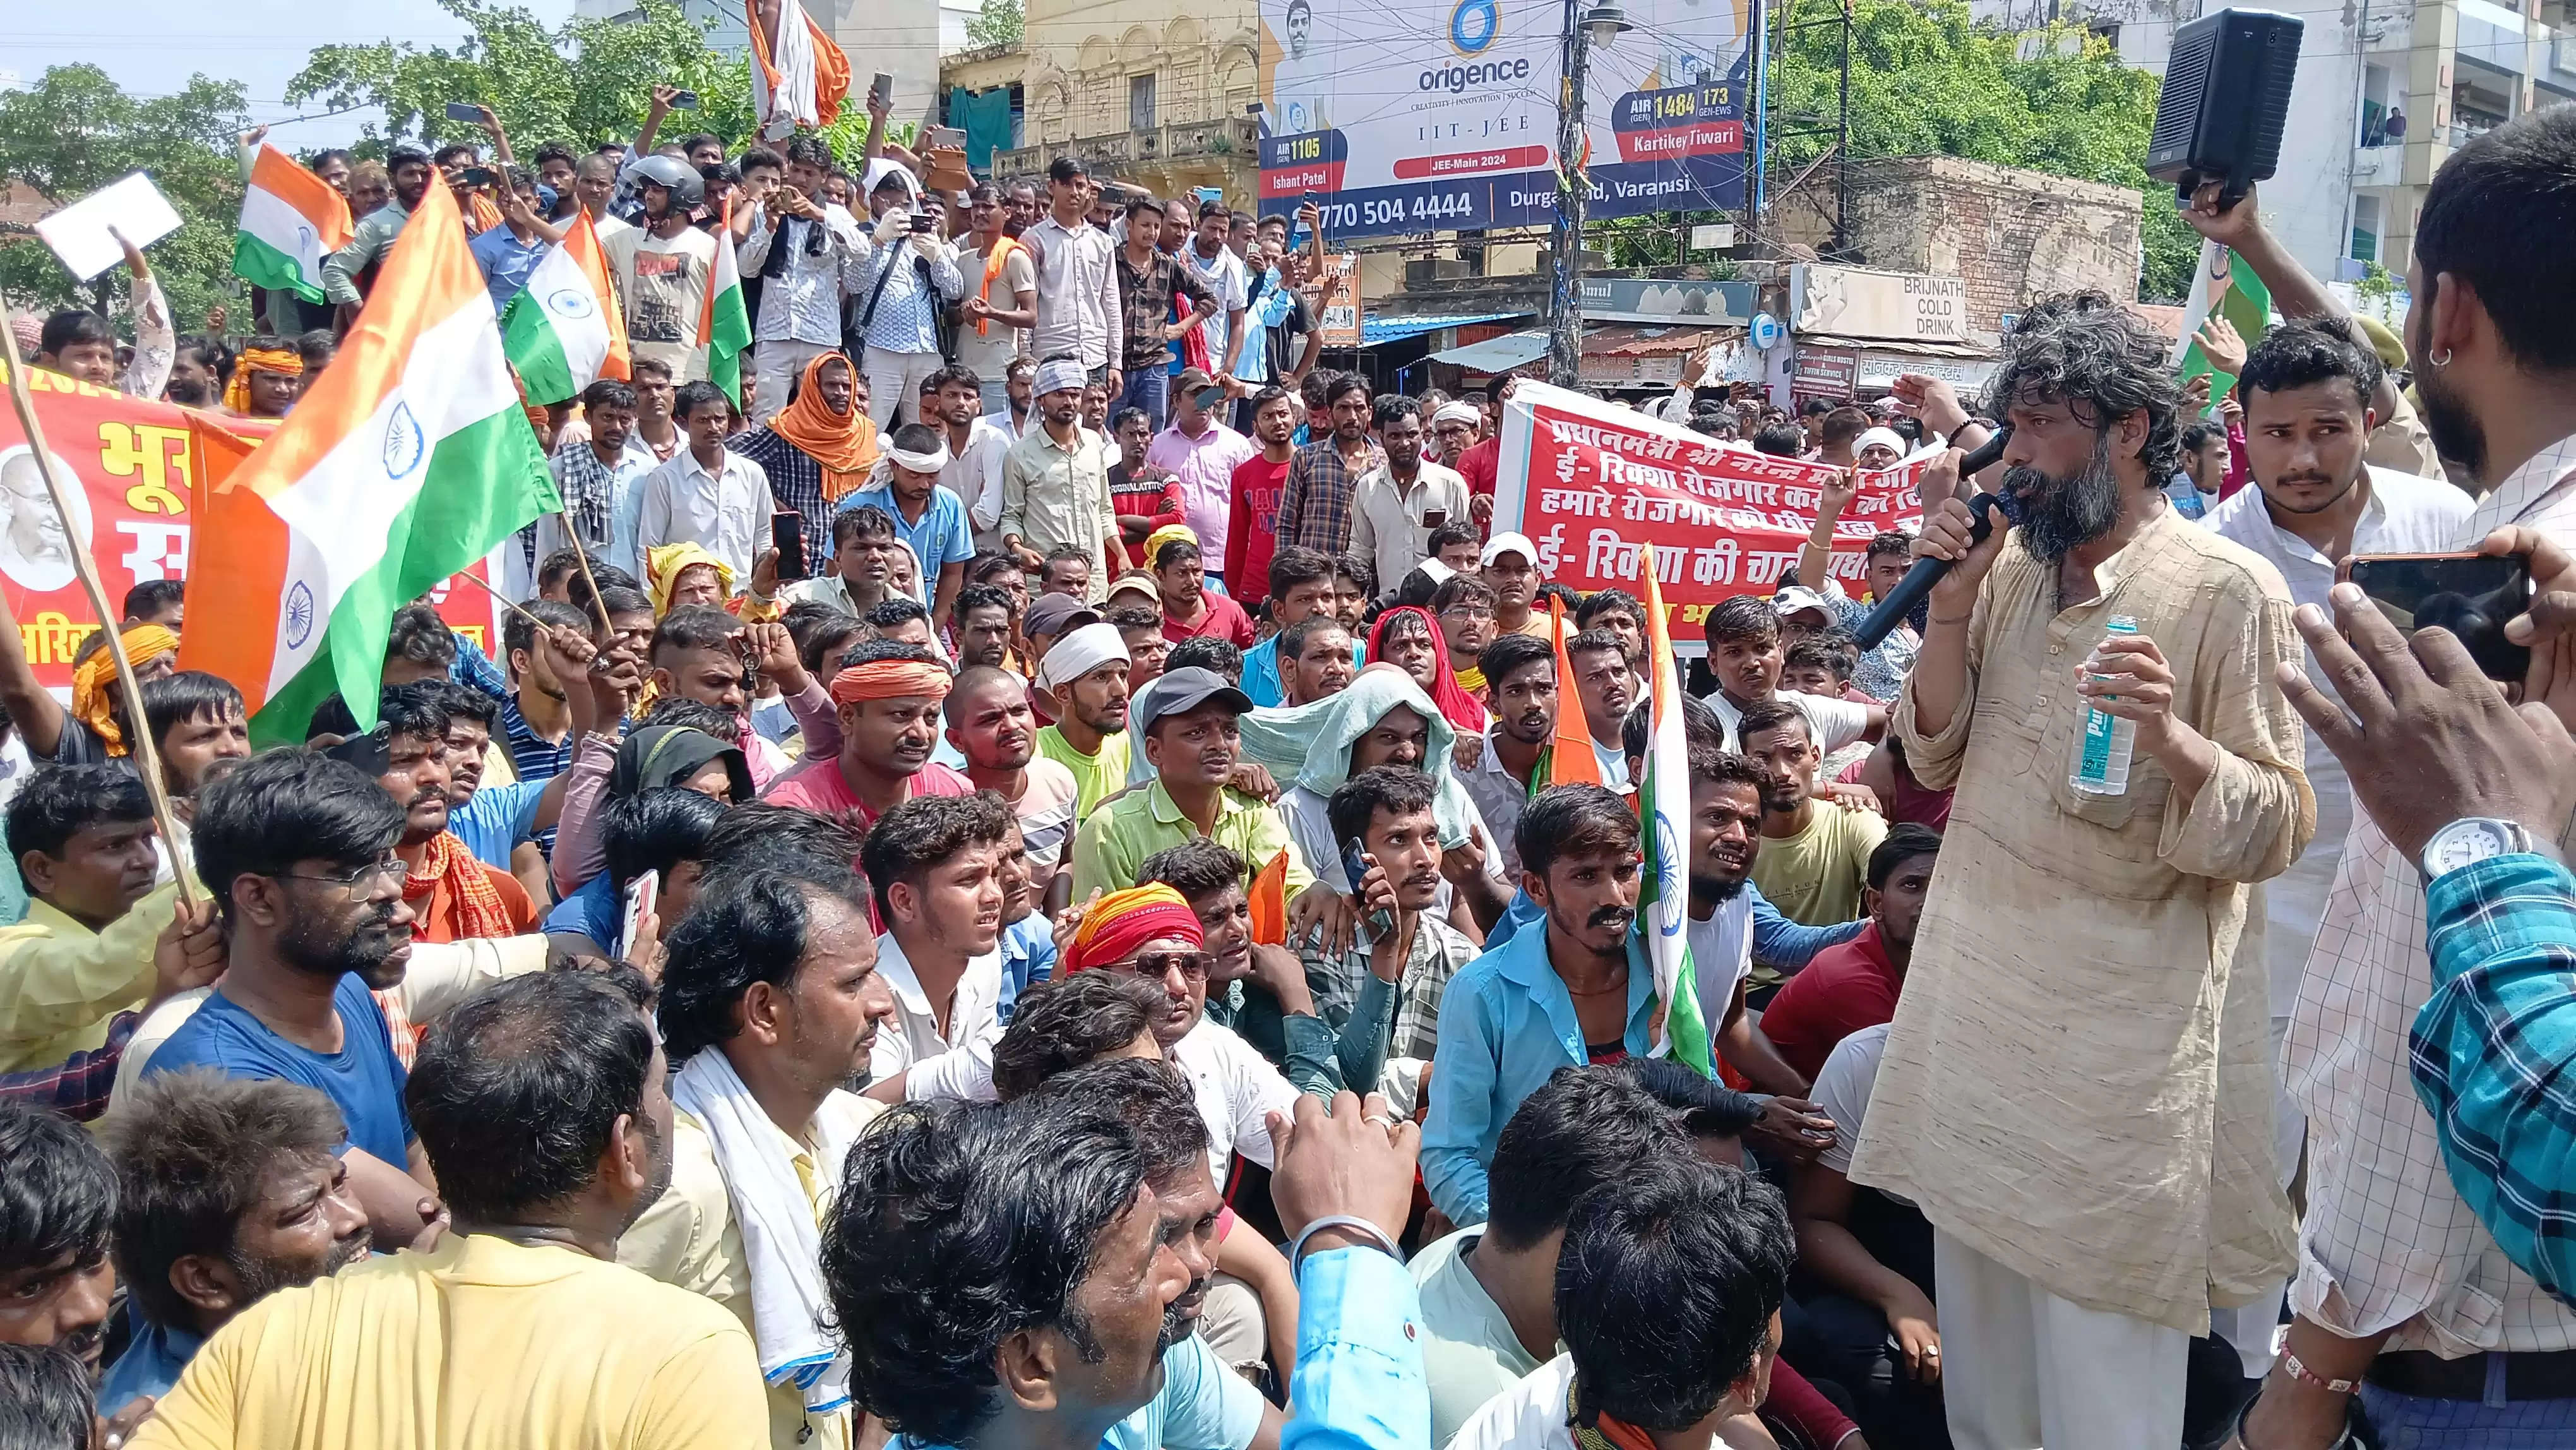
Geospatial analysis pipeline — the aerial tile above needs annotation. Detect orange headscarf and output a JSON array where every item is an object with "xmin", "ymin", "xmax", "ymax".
[
  {"xmin": 768, "ymin": 351, "xmax": 880, "ymax": 501},
  {"xmin": 69, "ymin": 625, "xmax": 179, "ymax": 757}
]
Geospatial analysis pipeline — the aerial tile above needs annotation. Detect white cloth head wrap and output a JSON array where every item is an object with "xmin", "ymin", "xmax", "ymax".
[
  {"xmin": 1854, "ymin": 426, "xmax": 1907, "ymax": 461},
  {"xmin": 1033, "ymin": 357, "xmax": 1087, "ymax": 398},
  {"xmin": 1433, "ymin": 400, "xmax": 1481, "ymax": 428},
  {"xmin": 886, "ymin": 439, "xmax": 952, "ymax": 473},
  {"xmin": 1037, "ymin": 621, "xmax": 1131, "ymax": 691}
]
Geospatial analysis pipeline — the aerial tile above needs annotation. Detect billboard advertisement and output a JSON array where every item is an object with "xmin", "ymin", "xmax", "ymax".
[{"xmin": 1258, "ymin": 0, "xmax": 1750, "ymax": 239}]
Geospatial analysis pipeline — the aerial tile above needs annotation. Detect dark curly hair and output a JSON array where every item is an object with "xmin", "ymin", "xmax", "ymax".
[
  {"xmin": 657, "ymin": 866, "xmax": 870, "ymax": 1062},
  {"xmin": 823, "ymin": 1097, "xmax": 1148, "ymax": 1445},
  {"xmin": 2236, "ymin": 316, "xmax": 2384, "ymax": 412},
  {"xmin": 1984, "ymin": 294, "xmax": 2183, "ymax": 482}
]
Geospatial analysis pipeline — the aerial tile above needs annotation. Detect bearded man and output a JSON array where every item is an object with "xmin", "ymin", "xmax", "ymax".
[{"xmin": 1846, "ymin": 296, "xmax": 2315, "ymax": 1450}]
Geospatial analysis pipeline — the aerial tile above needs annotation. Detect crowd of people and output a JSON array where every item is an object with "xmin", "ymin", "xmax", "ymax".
[{"xmin": 4, "ymin": 74, "xmax": 2576, "ymax": 1450}]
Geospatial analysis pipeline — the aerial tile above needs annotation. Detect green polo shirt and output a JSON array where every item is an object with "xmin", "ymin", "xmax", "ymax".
[{"xmin": 1070, "ymin": 779, "xmax": 1316, "ymax": 902}]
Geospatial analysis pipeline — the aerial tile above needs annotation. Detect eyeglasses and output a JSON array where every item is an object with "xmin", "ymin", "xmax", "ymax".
[
  {"xmin": 1440, "ymin": 604, "xmax": 1494, "ymax": 622},
  {"xmin": 1126, "ymin": 951, "xmax": 1213, "ymax": 982},
  {"xmin": 278, "ymin": 855, "xmax": 406, "ymax": 895}
]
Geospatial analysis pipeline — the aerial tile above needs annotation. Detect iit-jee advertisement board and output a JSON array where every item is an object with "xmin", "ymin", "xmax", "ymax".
[
  {"xmin": 0, "ymin": 364, "xmax": 508, "ymax": 695},
  {"xmin": 1258, "ymin": 0, "xmax": 1750, "ymax": 238},
  {"xmin": 1491, "ymin": 380, "xmax": 1929, "ymax": 642}
]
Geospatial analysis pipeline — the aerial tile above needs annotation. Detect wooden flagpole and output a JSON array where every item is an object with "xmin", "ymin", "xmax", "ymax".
[{"xmin": 1, "ymin": 338, "xmax": 196, "ymax": 906}]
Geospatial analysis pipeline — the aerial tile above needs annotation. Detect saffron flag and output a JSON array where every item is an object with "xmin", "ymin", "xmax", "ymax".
[
  {"xmin": 1248, "ymin": 849, "xmax": 1290, "ymax": 946},
  {"xmin": 180, "ymin": 179, "xmax": 561, "ymax": 745},
  {"xmin": 748, "ymin": 0, "xmax": 852, "ymax": 140},
  {"xmin": 1635, "ymin": 565, "xmax": 1714, "ymax": 1076},
  {"xmin": 502, "ymin": 211, "xmax": 631, "ymax": 405},
  {"xmin": 698, "ymin": 197, "xmax": 751, "ymax": 409},
  {"xmin": 232, "ymin": 143, "xmax": 353, "ymax": 304},
  {"xmin": 1544, "ymin": 596, "xmax": 1602, "ymax": 787}
]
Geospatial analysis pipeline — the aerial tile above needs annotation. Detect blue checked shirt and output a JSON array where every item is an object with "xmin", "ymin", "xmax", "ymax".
[
  {"xmin": 855, "ymin": 230, "xmax": 962, "ymax": 357},
  {"xmin": 2413, "ymin": 851, "xmax": 2576, "ymax": 1309}
]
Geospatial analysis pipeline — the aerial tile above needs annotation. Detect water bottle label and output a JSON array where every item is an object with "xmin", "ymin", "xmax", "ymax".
[{"xmin": 2079, "ymin": 707, "xmax": 2117, "ymax": 779}]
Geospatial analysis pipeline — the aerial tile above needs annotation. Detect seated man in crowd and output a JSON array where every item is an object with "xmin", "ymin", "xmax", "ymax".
[
  {"xmin": 1296, "ymin": 767, "xmax": 1475, "ymax": 1094},
  {"xmin": 761, "ymin": 641, "xmax": 972, "ymax": 835},
  {"xmin": 0, "ymin": 1101, "xmax": 118, "ymax": 1374},
  {"xmin": 624, "ymin": 865, "xmax": 898, "ymax": 1450},
  {"xmin": 1563, "ymin": 630, "xmax": 1635, "ymax": 788},
  {"xmin": 941, "ymin": 666, "xmax": 1078, "ymax": 914},
  {"xmin": 1739, "ymin": 698, "xmax": 1887, "ymax": 943},
  {"xmin": 1238, "ymin": 547, "xmax": 1340, "ymax": 708},
  {"xmin": 96, "ymin": 1071, "xmax": 372, "ymax": 1413},
  {"xmin": 782, "ymin": 507, "xmax": 907, "ymax": 620},
  {"xmin": 145, "ymin": 751, "xmax": 438, "ymax": 1254},
  {"xmin": 1456, "ymin": 634, "xmax": 1556, "ymax": 882},
  {"xmin": 1422, "ymin": 785, "xmax": 1662, "ymax": 1227},
  {"xmin": 1700, "ymin": 596, "xmax": 1885, "ymax": 755},
  {"xmin": 0, "ymin": 767, "xmax": 217, "ymax": 1103},
  {"xmin": 947, "ymin": 584, "xmax": 1018, "ymax": 672},
  {"xmin": 648, "ymin": 607, "xmax": 807, "ymax": 788},
  {"xmin": 1032, "ymin": 618, "xmax": 1134, "ymax": 816},
  {"xmin": 1789, "ymin": 1014, "xmax": 1943, "ymax": 1448},
  {"xmin": 1446, "ymin": 1155, "xmax": 1795, "ymax": 1450},
  {"xmin": 854, "ymin": 793, "xmax": 1015, "ymax": 1103},
  {"xmin": 359, "ymin": 688, "xmax": 543, "ymax": 944},
  {"xmin": 1136, "ymin": 839, "xmax": 1339, "ymax": 1096},
  {"xmin": 1758, "ymin": 824, "xmax": 1940, "ymax": 1083},
  {"xmin": 130, "ymin": 971, "xmax": 770, "ymax": 1449},
  {"xmin": 1070, "ymin": 668, "xmax": 1311, "ymax": 906},
  {"xmin": 1276, "ymin": 613, "xmax": 1356, "ymax": 707}
]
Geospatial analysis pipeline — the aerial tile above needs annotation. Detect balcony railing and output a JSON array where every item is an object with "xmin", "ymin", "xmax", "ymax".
[{"xmin": 995, "ymin": 116, "xmax": 1256, "ymax": 181}]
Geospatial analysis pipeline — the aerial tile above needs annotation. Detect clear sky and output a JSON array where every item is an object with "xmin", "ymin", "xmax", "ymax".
[{"xmin": 3, "ymin": 0, "xmax": 578, "ymax": 147}]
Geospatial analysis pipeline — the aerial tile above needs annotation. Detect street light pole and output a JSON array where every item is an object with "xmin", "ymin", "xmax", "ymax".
[
  {"xmin": 1548, "ymin": 4, "xmax": 1627, "ymax": 388},
  {"xmin": 1548, "ymin": 0, "xmax": 1591, "ymax": 388}
]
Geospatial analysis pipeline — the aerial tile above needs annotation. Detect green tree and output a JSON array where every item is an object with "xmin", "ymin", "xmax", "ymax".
[
  {"xmin": 286, "ymin": 0, "xmax": 756, "ymax": 157},
  {"xmin": 967, "ymin": 0, "xmax": 1026, "ymax": 49},
  {"xmin": 1762, "ymin": 0, "xmax": 2199, "ymax": 301},
  {"xmin": 0, "ymin": 64, "xmax": 249, "ymax": 334}
]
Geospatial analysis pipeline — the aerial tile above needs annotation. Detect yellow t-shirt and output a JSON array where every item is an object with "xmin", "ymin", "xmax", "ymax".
[
  {"xmin": 1749, "ymin": 799, "xmax": 1887, "ymax": 929},
  {"xmin": 1036, "ymin": 724, "xmax": 1134, "ymax": 816},
  {"xmin": 129, "ymin": 1233, "xmax": 767, "ymax": 1450}
]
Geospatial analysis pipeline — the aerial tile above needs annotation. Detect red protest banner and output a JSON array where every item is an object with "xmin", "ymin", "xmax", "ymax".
[
  {"xmin": 1491, "ymin": 380, "xmax": 1926, "ymax": 635},
  {"xmin": 0, "ymin": 363, "xmax": 508, "ymax": 693}
]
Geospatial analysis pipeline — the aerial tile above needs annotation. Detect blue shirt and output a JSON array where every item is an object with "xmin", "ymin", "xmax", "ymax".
[
  {"xmin": 469, "ymin": 226, "xmax": 552, "ymax": 314},
  {"xmin": 1241, "ymin": 635, "xmax": 1287, "ymax": 708},
  {"xmin": 2412, "ymin": 852, "xmax": 2576, "ymax": 1305},
  {"xmin": 1421, "ymin": 918, "xmax": 1661, "ymax": 1225},
  {"xmin": 98, "ymin": 1313, "xmax": 202, "ymax": 1416},
  {"xmin": 544, "ymin": 872, "xmax": 621, "ymax": 954},
  {"xmin": 997, "ymin": 914, "xmax": 1058, "ymax": 1024},
  {"xmin": 147, "ymin": 974, "xmax": 413, "ymax": 1166},
  {"xmin": 841, "ymin": 484, "xmax": 974, "ymax": 582},
  {"xmin": 449, "ymin": 780, "xmax": 547, "ymax": 870},
  {"xmin": 1282, "ymin": 1248, "xmax": 1429, "ymax": 1450},
  {"xmin": 450, "ymin": 633, "xmax": 510, "ymax": 702}
]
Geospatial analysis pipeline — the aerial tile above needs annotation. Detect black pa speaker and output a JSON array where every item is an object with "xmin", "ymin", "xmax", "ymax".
[{"xmin": 2145, "ymin": 9, "xmax": 2305, "ymax": 206}]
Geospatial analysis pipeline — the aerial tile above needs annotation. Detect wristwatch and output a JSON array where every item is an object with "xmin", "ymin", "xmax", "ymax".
[{"xmin": 2418, "ymin": 817, "xmax": 2553, "ymax": 880}]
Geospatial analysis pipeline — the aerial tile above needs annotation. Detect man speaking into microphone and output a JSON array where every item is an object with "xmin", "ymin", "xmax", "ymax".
[{"xmin": 1845, "ymin": 296, "xmax": 2317, "ymax": 1450}]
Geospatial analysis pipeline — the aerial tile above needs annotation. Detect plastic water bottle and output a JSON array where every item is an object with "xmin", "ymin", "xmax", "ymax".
[{"xmin": 2070, "ymin": 614, "xmax": 2140, "ymax": 797}]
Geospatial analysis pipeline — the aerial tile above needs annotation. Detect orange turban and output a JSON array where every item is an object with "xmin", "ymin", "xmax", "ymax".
[
  {"xmin": 1064, "ymin": 884, "xmax": 1206, "ymax": 974},
  {"xmin": 828, "ymin": 660, "xmax": 954, "ymax": 705},
  {"xmin": 71, "ymin": 625, "xmax": 180, "ymax": 757}
]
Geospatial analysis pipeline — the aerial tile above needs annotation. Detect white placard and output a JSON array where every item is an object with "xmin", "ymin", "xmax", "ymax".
[
  {"xmin": 32, "ymin": 172, "xmax": 184, "ymax": 282},
  {"xmin": 1689, "ymin": 223, "xmax": 1736, "ymax": 251}
]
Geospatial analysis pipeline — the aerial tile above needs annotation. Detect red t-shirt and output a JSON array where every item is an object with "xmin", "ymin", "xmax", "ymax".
[
  {"xmin": 1457, "ymin": 436, "xmax": 1499, "ymax": 498},
  {"xmin": 1835, "ymin": 752, "xmax": 1952, "ymax": 832},
  {"xmin": 1224, "ymin": 453, "xmax": 1291, "ymax": 606},
  {"xmin": 1163, "ymin": 589, "xmax": 1258, "ymax": 647},
  {"xmin": 761, "ymin": 755, "xmax": 975, "ymax": 836},
  {"xmin": 1757, "ymin": 920, "xmax": 1902, "ymax": 1082},
  {"xmin": 1109, "ymin": 464, "xmax": 1183, "ymax": 569}
]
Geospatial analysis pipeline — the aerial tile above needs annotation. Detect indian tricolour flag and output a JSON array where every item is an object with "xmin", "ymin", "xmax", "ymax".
[
  {"xmin": 181, "ymin": 177, "xmax": 560, "ymax": 746},
  {"xmin": 1637, "ymin": 565, "xmax": 1715, "ymax": 1077},
  {"xmin": 698, "ymin": 196, "xmax": 751, "ymax": 408},
  {"xmin": 2172, "ymin": 237, "xmax": 2274, "ymax": 406},
  {"xmin": 233, "ymin": 142, "xmax": 352, "ymax": 303},
  {"xmin": 502, "ymin": 211, "xmax": 631, "ymax": 404}
]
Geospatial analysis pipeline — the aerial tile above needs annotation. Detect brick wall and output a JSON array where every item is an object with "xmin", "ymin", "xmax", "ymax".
[{"xmin": 1772, "ymin": 155, "xmax": 2144, "ymax": 329}]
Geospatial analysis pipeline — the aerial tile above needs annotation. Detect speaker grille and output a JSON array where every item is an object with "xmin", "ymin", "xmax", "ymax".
[{"xmin": 2149, "ymin": 29, "xmax": 2215, "ymax": 156}]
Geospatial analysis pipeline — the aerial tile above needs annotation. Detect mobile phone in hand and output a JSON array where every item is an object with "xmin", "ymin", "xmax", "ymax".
[
  {"xmin": 620, "ymin": 870, "xmax": 660, "ymax": 954},
  {"xmin": 444, "ymin": 100, "xmax": 484, "ymax": 123},
  {"xmin": 772, "ymin": 512, "xmax": 808, "ymax": 582},
  {"xmin": 870, "ymin": 72, "xmax": 895, "ymax": 109},
  {"xmin": 668, "ymin": 89, "xmax": 700, "ymax": 111},
  {"xmin": 2338, "ymin": 550, "xmax": 2534, "ymax": 681}
]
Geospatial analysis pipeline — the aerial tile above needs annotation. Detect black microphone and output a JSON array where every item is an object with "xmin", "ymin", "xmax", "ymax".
[{"xmin": 1851, "ymin": 426, "xmax": 2013, "ymax": 651}]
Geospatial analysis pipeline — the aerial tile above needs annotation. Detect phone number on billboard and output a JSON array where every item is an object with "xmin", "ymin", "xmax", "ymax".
[{"xmin": 1304, "ymin": 188, "xmax": 1484, "ymax": 231}]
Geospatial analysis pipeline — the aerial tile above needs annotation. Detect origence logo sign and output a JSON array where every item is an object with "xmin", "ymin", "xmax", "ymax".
[{"xmin": 1423, "ymin": 0, "xmax": 1526, "ymax": 91}]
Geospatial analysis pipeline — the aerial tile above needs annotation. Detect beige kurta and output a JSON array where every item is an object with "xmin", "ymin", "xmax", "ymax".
[{"xmin": 1846, "ymin": 508, "xmax": 2315, "ymax": 1334}]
